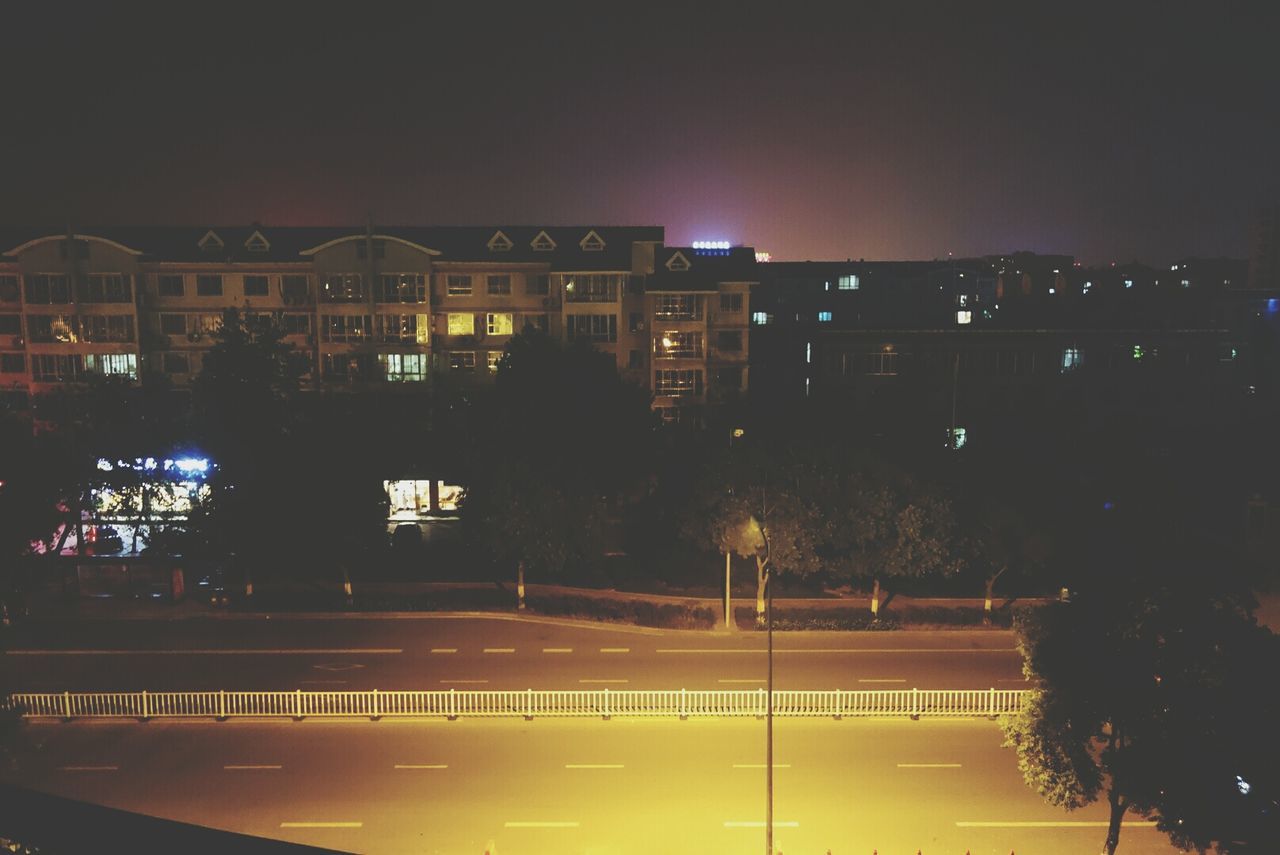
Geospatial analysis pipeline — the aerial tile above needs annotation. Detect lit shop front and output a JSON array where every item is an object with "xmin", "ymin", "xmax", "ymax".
[{"xmin": 384, "ymin": 479, "xmax": 464, "ymax": 520}]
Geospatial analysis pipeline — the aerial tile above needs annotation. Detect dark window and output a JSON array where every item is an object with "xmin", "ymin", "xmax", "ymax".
[
  {"xmin": 24, "ymin": 274, "xmax": 71, "ymax": 304},
  {"xmin": 32, "ymin": 353, "xmax": 84, "ymax": 382},
  {"xmin": 716, "ymin": 366, "xmax": 743, "ymax": 388},
  {"xmin": 244, "ymin": 275, "xmax": 269, "ymax": 297},
  {"xmin": 77, "ymin": 274, "xmax": 132, "ymax": 303},
  {"xmin": 448, "ymin": 351, "xmax": 476, "ymax": 371},
  {"xmin": 376, "ymin": 274, "xmax": 426, "ymax": 303},
  {"xmin": 521, "ymin": 314, "xmax": 548, "ymax": 334},
  {"xmin": 281, "ymin": 313, "xmax": 311, "ymax": 335},
  {"xmin": 0, "ymin": 315, "xmax": 20, "ymax": 335},
  {"xmin": 282, "ymin": 275, "xmax": 310, "ymax": 304},
  {"xmin": 0, "ymin": 276, "xmax": 18, "ymax": 302},
  {"xmin": 157, "ymin": 275, "xmax": 184, "ymax": 297},
  {"xmin": 565, "ymin": 313, "xmax": 617, "ymax": 342},
  {"xmin": 716, "ymin": 331, "xmax": 743, "ymax": 351},
  {"xmin": 446, "ymin": 275, "xmax": 472, "ymax": 296},
  {"xmin": 720, "ymin": 293, "xmax": 744, "ymax": 312},
  {"xmin": 526, "ymin": 275, "xmax": 550, "ymax": 296},
  {"xmin": 628, "ymin": 349, "xmax": 642, "ymax": 369},
  {"xmin": 487, "ymin": 275, "xmax": 512, "ymax": 295},
  {"xmin": 159, "ymin": 314, "xmax": 187, "ymax": 335},
  {"xmin": 196, "ymin": 275, "xmax": 223, "ymax": 296},
  {"xmin": 321, "ymin": 274, "xmax": 366, "ymax": 302},
  {"xmin": 162, "ymin": 352, "xmax": 190, "ymax": 374},
  {"xmin": 627, "ymin": 275, "xmax": 645, "ymax": 295},
  {"xmin": 0, "ymin": 353, "xmax": 23, "ymax": 373},
  {"xmin": 629, "ymin": 312, "xmax": 643, "ymax": 332},
  {"xmin": 80, "ymin": 315, "xmax": 135, "ymax": 343}
]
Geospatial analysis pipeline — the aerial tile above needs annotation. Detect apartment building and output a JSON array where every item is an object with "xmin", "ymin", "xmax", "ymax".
[{"xmin": 1, "ymin": 225, "xmax": 755, "ymax": 422}]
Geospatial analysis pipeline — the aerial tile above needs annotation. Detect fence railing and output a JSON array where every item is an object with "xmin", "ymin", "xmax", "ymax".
[{"xmin": 5, "ymin": 688, "xmax": 1023, "ymax": 721}]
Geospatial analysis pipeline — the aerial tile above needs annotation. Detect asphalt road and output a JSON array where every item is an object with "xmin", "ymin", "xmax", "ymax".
[
  {"xmin": 1, "ymin": 717, "xmax": 1180, "ymax": 855},
  {"xmin": 1, "ymin": 616, "xmax": 1026, "ymax": 693}
]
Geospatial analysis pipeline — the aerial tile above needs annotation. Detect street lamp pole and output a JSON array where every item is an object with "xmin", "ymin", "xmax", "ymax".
[{"xmin": 765, "ymin": 565, "xmax": 773, "ymax": 855}]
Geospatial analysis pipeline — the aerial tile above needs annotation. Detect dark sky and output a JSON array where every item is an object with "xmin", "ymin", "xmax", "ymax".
[{"xmin": 3, "ymin": 2, "xmax": 1277, "ymax": 265}]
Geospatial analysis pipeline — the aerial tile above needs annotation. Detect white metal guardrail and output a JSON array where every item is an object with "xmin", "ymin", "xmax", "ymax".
[{"xmin": 5, "ymin": 688, "xmax": 1023, "ymax": 720}]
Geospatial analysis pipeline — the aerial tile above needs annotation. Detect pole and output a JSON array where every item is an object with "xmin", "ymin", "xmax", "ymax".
[
  {"xmin": 765, "ymin": 567, "xmax": 773, "ymax": 855},
  {"xmin": 724, "ymin": 552, "xmax": 732, "ymax": 629}
]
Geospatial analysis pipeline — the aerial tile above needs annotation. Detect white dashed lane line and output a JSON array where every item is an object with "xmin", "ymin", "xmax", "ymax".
[
  {"xmin": 483, "ymin": 648, "xmax": 516, "ymax": 654},
  {"xmin": 430, "ymin": 648, "xmax": 458, "ymax": 654},
  {"xmin": 542, "ymin": 648, "xmax": 573, "ymax": 653},
  {"xmin": 599, "ymin": 647, "xmax": 630, "ymax": 653}
]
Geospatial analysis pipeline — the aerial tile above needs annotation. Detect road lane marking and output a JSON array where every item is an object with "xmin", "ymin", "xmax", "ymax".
[
  {"xmin": 578, "ymin": 679, "xmax": 629, "ymax": 684},
  {"xmin": 655, "ymin": 648, "xmax": 1014, "ymax": 654},
  {"xmin": 439, "ymin": 679, "xmax": 489, "ymax": 684},
  {"xmin": 224, "ymin": 765, "xmax": 282, "ymax": 770},
  {"xmin": 280, "ymin": 822, "xmax": 362, "ymax": 829},
  {"xmin": 504, "ymin": 822, "xmax": 580, "ymax": 828},
  {"xmin": 565, "ymin": 764, "xmax": 624, "ymax": 769},
  {"xmin": 724, "ymin": 821, "xmax": 799, "ymax": 828},
  {"xmin": 732, "ymin": 764, "xmax": 791, "ymax": 769},
  {"xmin": 718, "ymin": 679, "xmax": 765, "ymax": 684},
  {"xmin": 859, "ymin": 678, "xmax": 907, "ymax": 683},
  {"xmin": 483, "ymin": 648, "xmax": 516, "ymax": 654},
  {"xmin": 898, "ymin": 763, "xmax": 961, "ymax": 768},
  {"xmin": 542, "ymin": 648, "xmax": 573, "ymax": 653},
  {"xmin": 58, "ymin": 765, "xmax": 118, "ymax": 771},
  {"xmin": 430, "ymin": 648, "xmax": 458, "ymax": 654},
  {"xmin": 599, "ymin": 647, "xmax": 630, "ymax": 653},
  {"xmin": 9, "ymin": 648, "xmax": 401, "ymax": 655},
  {"xmin": 394, "ymin": 764, "xmax": 448, "ymax": 769},
  {"xmin": 957, "ymin": 821, "xmax": 1158, "ymax": 828}
]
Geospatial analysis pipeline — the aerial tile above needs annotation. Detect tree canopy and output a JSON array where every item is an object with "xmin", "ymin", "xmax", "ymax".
[{"xmin": 1002, "ymin": 574, "xmax": 1279, "ymax": 854}]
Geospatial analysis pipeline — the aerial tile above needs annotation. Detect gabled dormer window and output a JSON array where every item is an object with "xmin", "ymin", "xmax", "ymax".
[
  {"xmin": 245, "ymin": 230, "xmax": 270, "ymax": 253},
  {"xmin": 198, "ymin": 230, "xmax": 224, "ymax": 253},
  {"xmin": 579, "ymin": 230, "xmax": 605, "ymax": 252},
  {"xmin": 531, "ymin": 230, "xmax": 557, "ymax": 252},
  {"xmin": 665, "ymin": 251, "xmax": 691, "ymax": 272},
  {"xmin": 487, "ymin": 230, "xmax": 514, "ymax": 252}
]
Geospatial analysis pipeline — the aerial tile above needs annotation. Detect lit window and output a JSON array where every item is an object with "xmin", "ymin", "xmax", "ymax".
[
  {"xmin": 947, "ymin": 427, "xmax": 967, "ymax": 450},
  {"xmin": 1181, "ymin": 279, "xmax": 1191, "ymax": 288},
  {"xmin": 447, "ymin": 313, "xmax": 475, "ymax": 335},
  {"xmin": 806, "ymin": 342, "xmax": 812, "ymax": 363},
  {"xmin": 85, "ymin": 353, "xmax": 138, "ymax": 379},
  {"xmin": 838, "ymin": 274, "xmax": 859, "ymax": 290},
  {"xmin": 956, "ymin": 310, "xmax": 972, "ymax": 325},
  {"xmin": 818, "ymin": 311, "xmax": 833, "ymax": 322},
  {"xmin": 654, "ymin": 331, "xmax": 702, "ymax": 358},
  {"xmin": 1061, "ymin": 347, "xmax": 1082, "ymax": 372},
  {"xmin": 957, "ymin": 294, "xmax": 968, "ymax": 306},
  {"xmin": 487, "ymin": 351, "xmax": 502, "ymax": 372},
  {"xmin": 486, "ymin": 313, "xmax": 513, "ymax": 335},
  {"xmin": 378, "ymin": 352, "xmax": 427, "ymax": 382},
  {"xmin": 1124, "ymin": 278, "xmax": 1134, "ymax": 289},
  {"xmin": 1132, "ymin": 345, "xmax": 1144, "ymax": 360},
  {"xmin": 1083, "ymin": 281, "xmax": 1092, "ymax": 294},
  {"xmin": 751, "ymin": 311, "xmax": 771, "ymax": 325}
]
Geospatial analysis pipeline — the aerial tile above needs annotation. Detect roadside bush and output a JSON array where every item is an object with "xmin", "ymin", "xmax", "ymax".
[{"xmin": 527, "ymin": 594, "xmax": 716, "ymax": 629}]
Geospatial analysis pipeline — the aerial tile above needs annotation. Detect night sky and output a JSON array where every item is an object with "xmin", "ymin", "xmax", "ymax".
[{"xmin": 3, "ymin": 2, "xmax": 1277, "ymax": 265}]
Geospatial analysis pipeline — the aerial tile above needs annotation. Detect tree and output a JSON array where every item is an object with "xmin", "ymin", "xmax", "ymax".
[
  {"xmin": 1002, "ymin": 578, "xmax": 1279, "ymax": 854},
  {"xmin": 462, "ymin": 332, "xmax": 655, "ymax": 586}
]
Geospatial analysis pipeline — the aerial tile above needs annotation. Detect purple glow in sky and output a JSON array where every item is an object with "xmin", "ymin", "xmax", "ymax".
[{"xmin": 1, "ymin": 3, "xmax": 1276, "ymax": 265}]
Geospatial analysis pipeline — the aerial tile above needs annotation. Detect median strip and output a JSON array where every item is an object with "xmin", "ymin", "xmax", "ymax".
[
  {"xmin": 394, "ymin": 764, "xmax": 448, "ymax": 769},
  {"xmin": 9, "ymin": 648, "xmax": 402, "ymax": 656},
  {"xmin": 280, "ymin": 822, "xmax": 362, "ymax": 829},
  {"xmin": 898, "ymin": 763, "xmax": 961, "ymax": 768},
  {"xmin": 224, "ymin": 765, "xmax": 282, "ymax": 770},
  {"xmin": 504, "ymin": 822, "xmax": 579, "ymax": 828}
]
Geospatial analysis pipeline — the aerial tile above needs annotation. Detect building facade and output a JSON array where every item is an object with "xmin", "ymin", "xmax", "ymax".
[{"xmin": 0, "ymin": 226, "xmax": 757, "ymax": 422}]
